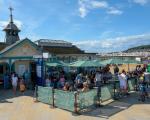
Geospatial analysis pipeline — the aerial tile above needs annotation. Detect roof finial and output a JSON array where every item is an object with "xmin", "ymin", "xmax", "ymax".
[{"xmin": 9, "ymin": 6, "xmax": 14, "ymax": 23}]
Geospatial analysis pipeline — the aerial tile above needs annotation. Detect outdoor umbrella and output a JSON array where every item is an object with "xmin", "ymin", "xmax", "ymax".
[
  {"xmin": 100, "ymin": 58, "xmax": 124, "ymax": 65},
  {"xmin": 123, "ymin": 59, "xmax": 141, "ymax": 64},
  {"xmin": 69, "ymin": 60, "xmax": 103, "ymax": 67},
  {"xmin": 46, "ymin": 60, "xmax": 68, "ymax": 67}
]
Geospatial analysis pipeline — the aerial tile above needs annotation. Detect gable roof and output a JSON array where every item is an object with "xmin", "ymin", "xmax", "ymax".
[{"xmin": 0, "ymin": 38, "xmax": 42, "ymax": 56}]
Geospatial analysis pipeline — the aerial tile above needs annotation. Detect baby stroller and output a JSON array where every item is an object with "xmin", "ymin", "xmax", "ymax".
[{"xmin": 138, "ymin": 81, "xmax": 148, "ymax": 102}]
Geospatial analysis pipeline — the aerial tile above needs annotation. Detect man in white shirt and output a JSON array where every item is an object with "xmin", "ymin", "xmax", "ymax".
[{"xmin": 11, "ymin": 73, "xmax": 18, "ymax": 95}]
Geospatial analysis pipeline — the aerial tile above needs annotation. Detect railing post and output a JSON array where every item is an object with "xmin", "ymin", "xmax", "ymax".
[
  {"xmin": 52, "ymin": 88, "xmax": 55, "ymax": 108},
  {"xmin": 74, "ymin": 91, "xmax": 78, "ymax": 113},
  {"xmin": 34, "ymin": 85, "xmax": 38, "ymax": 102}
]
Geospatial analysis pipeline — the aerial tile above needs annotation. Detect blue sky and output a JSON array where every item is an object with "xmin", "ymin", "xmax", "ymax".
[{"xmin": 0, "ymin": 0, "xmax": 150, "ymax": 53}]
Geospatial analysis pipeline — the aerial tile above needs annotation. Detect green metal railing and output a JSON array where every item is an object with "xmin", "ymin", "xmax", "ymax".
[
  {"xmin": 78, "ymin": 89, "xmax": 97, "ymax": 110},
  {"xmin": 37, "ymin": 86, "xmax": 53, "ymax": 105},
  {"xmin": 54, "ymin": 89, "xmax": 75, "ymax": 112},
  {"xmin": 101, "ymin": 85, "xmax": 113, "ymax": 102},
  {"xmin": 36, "ymin": 78, "xmax": 136, "ymax": 113}
]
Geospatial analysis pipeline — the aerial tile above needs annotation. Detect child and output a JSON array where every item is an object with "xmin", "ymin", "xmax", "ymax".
[{"xmin": 20, "ymin": 77, "xmax": 26, "ymax": 94}]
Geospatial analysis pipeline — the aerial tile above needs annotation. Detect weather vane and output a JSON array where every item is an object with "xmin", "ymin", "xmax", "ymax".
[{"xmin": 9, "ymin": 6, "xmax": 14, "ymax": 23}]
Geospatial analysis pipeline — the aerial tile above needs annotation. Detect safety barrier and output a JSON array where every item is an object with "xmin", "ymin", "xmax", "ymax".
[
  {"xmin": 35, "ymin": 79, "xmax": 136, "ymax": 113},
  {"xmin": 101, "ymin": 85, "xmax": 113, "ymax": 102},
  {"xmin": 37, "ymin": 86, "xmax": 53, "ymax": 105},
  {"xmin": 36, "ymin": 86, "xmax": 97, "ymax": 112},
  {"xmin": 78, "ymin": 89, "xmax": 97, "ymax": 110},
  {"xmin": 54, "ymin": 89, "xmax": 75, "ymax": 112},
  {"xmin": 128, "ymin": 79, "xmax": 136, "ymax": 91}
]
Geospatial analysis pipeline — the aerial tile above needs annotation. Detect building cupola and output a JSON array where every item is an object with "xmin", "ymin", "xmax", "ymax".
[{"xmin": 3, "ymin": 7, "xmax": 20, "ymax": 45}]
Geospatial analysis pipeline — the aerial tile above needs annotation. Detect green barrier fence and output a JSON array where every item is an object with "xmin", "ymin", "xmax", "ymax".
[
  {"xmin": 78, "ymin": 89, "xmax": 97, "ymax": 110},
  {"xmin": 36, "ymin": 79, "xmax": 136, "ymax": 113},
  {"xmin": 37, "ymin": 86, "xmax": 53, "ymax": 105},
  {"xmin": 54, "ymin": 89, "xmax": 75, "ymax": 112},
  {"xmin": 101, "ymin": 85, "xmax": 113, "ymax": 102},
  {"xmin": 128, "ymin": 79, "xmax": 136, "ymax": 91}
]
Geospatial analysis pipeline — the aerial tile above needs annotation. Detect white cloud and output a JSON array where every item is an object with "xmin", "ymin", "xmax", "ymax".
[
  {"xmin": 79, "ymin": 5, "xmax": 87, "ymax": 18},
  {"xmin": 107, "ymin": 7, "xmax": 123, "ymax": 15},
  {"xmin": 91, "ymin": 1, "xmax": 108, "ymax": 8},
  {"xmin": 0, "ymin": 20, "xmax": 22, "ymax": 30},
  {"xmin": 132, "ymin": 0, "xmax": 149, "ymax": 5},
  {"xmin": 73, "ymin": 33, "xmax": 150, "ymax": 53},
  {"xmin": 78, "ymin": 0, "xmax": 123, "ymax": 18}
]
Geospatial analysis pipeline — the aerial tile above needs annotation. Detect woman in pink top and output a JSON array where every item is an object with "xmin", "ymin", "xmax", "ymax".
[{"xmin": 59, "ymin": 75, "xmax": 65, "ymax": 88}]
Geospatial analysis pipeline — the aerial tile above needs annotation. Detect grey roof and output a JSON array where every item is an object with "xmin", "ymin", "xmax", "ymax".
[
  {"xmin": 3, "ymin": 22, "xmax": 20, "ymax": 31},
  {"xmin": 35, "ymin": 39, "xmax": 72, "ymax": 44}
]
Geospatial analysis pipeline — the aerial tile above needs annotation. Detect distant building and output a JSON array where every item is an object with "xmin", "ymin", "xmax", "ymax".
[{"xmin": 35, "ymin": 39, "xmax": 97, "ymax": 62}]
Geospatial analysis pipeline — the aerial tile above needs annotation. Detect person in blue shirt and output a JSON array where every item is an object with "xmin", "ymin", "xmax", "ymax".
[
  {"xmin": 3, "ymin": 72, "xmax": 9, "ymax": 89},
  {"xmin": 23, "ymin": 70, "xmax": 30, "ymax": 89},
  {"xmin": 75, "ymin": 73, "xmax": 83, "ymax": 89}
]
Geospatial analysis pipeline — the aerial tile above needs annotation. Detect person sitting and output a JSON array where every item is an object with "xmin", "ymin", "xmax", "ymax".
[
  {"xmin": 85, "ymin": 75, "xmax": 93, "ymax": 89},
  {"xmin": 63, "ymin": 82, "xmax": 70, "ymax": 91},
  {"xmin": 57, "ymin": 75, "xmax": 65, "ymax": 89},
  {"xmin": 75, "ymin": 73, "xmax": 83, "ymax": 89},
  {"xmin": 82, "ymin": 82, "xmax": 89, "ymax": 92},
  {"xmin": 45, "ymin": 76, "xmax": 51, "ymax": 87},
  {"xmin": 75, "ymin": 73, "xmax": 83, "ymax": 83}
]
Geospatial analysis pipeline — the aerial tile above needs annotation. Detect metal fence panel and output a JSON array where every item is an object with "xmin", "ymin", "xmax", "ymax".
[
  {"xmin": 37, "ymin": 86, "xmax": 53, "ymax": 104},
  {"xmin": 128, "ymin": 79, "xmax": 135, "ymax": 91},
  {"xmin": 55, "ymin": 89, "xmax": 75, "ymax": 112},
  {"xmin": 78, "ymin": 89, "xmax": 97, "ymax": 110},
  {"xmin": 101, "ymin": 85, "xmax": 113, "ymax": 102}
]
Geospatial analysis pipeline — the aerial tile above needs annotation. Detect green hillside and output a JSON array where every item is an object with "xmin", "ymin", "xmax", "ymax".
[{"xmin": 125, "ymin": 45, "xmax": 150, "ymax": 52}]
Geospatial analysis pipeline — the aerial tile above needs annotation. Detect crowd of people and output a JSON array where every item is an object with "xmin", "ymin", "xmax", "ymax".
[
  {"xmin": 3, "ymin": 70, "xmax": 30, "ymax": 94},
  {"xmin": 2, "ymin": 64, "xmax": 149, "ymax": 98},
  {"xmin": 45, "ymin": 65, "xmax": 113, "ymax": 92},
  {"xmin": 45, "ymin": 64, "xmax": 149, "ymax": 99}
]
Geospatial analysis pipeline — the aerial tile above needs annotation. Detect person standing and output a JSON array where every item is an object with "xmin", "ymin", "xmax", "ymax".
[
  {"xmin": 23, "ymin": 70, "xmax": 30, "ymax": 89},
  {"xmin": 114, "ymin": 65, "xmax": 119, "ymax": 76},
  {"xmin": 11, "ymin": 73, "xmax": 18, "ymax": 95},
  {"xmin": 95, "ymin": 70, "xmax": 102, "ymax": 106},
  {"xmin": 3, "ymin": 73, "xmax": 9, "ymax": 89},
  {"xmin": 118, "ymin": 70, "xmax": 128, "ymax": 96}
]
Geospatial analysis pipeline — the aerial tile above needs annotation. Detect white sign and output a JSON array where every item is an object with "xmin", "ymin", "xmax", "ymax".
[
  {"xmin": 36, "ymin": 65, "xmax": 42, "ymax": 77},
  {"xmin": 136, "ymin": 57, "xmax": 141, "ymax": 62},
  {"xmin": 18, "ymin": 64, "xmax": 26, "ymax": 76},
  {"xmin": 33, "ymin": 55, "xmax": 42, "ymax": 59},
  {"xmin": 43, "ymin": 53, "xmax": 49, "ymax": 58}
]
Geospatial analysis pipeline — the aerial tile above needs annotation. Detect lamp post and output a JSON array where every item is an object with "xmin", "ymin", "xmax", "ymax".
[{"xmin": 39, "ymin": 45, "xmax": 44, "ymax": 86}]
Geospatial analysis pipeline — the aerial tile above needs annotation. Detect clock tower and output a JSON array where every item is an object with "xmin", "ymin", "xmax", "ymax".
[{"xmin": 3, "ymin": 7, "xmax": 20, "ymax": 45}]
